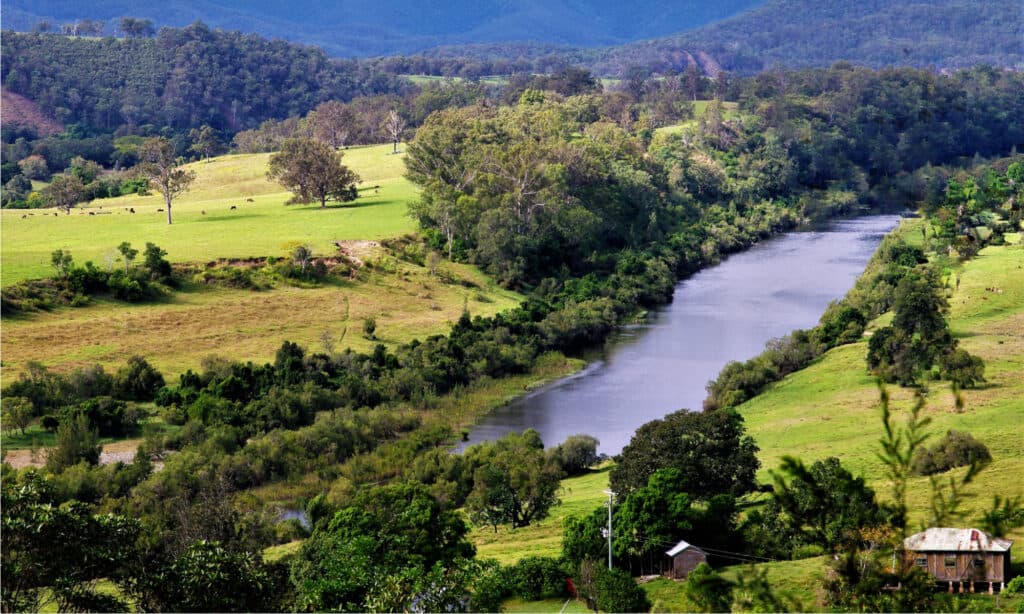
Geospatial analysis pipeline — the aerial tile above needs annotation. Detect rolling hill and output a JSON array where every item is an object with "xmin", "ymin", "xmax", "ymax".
[{"xmin": 1, "ymin": 0, "xmax": 764, "ymax": 58}]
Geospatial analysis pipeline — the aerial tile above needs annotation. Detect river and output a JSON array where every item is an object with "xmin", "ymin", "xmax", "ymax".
[{"xmin": 460, "ymin": 215, "xmax": 902, "ymax": 455}]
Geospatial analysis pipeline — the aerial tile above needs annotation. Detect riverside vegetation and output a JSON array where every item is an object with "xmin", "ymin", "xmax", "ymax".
[{"xmin": 3, "ymin": 54, "xmax": 1024, "ymax": 612}]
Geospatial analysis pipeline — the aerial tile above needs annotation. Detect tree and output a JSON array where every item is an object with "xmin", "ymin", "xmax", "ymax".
[
  {"xmin": 613, "ymin": 468, "xmax": 693, "ymax": 573},
  {"xmin": 4, "ymin": 397, "xmax": 34, "ymax": 435},
  {"xmin": 188, "ymin": 125, "xmax": 221, "ymax": 162},
  {"xmin": 124, "ymin": 541, "xmax": 284, "ymax": 612},
  {"xmin": 17, "ymin": 155, "xmax": 50, "ymax": 180},
  {"xmin": 67, "ymin": 156, "xmax": 103, "ymax": 184},
  {"xmin": 135, "ymin": 137, "xmax": 196, "ymax": 225},
  {"xmin": 549, "ymin": 434, "xmax": 600, "ymax": 476},
  {"xmin": 384, "ymin": 109, "xmax": 406, "ymax": 154},
  {"xmin": 465, "ymin": 430, "xmax": 563, "ymax": 530},
  {"xmin": 117, "ymin": 241, "xmax": 138, "ymax": 273},
  {"xmin": 610, "ymin": 408, "xmax": 760, "ymax": 498},
  {"xmin": 309, "ymin": 100, "xmax": 355, "ymax": 149},
  {"xmin": 290, "ymin": 482, "xmax": 474, "ymax": 611},
  {"xmin": 46, "ymin": 413, "xmax": 101, "ymax": 472},
  {"xmin": 769, "ymin": 456, "xmax": 886, "ymax": 552},
  {"xmin": 51, "ymin": 249, "xmax": 74, "ymax": 278},
  {"xmin": 43, "ymin": 174, "xmax": 85, "ymax": 214},
  {"xmin": 113, "ymin": 355, "xmax": 165, "ymax": 401},
  {"xmin": 266, "ymin": 138, "xmax": 360, "ymax": 208},
  {"xmin": 119, "ymin": 17, "xmax": 155, "ymax": 38},
  {"xmin": 1, "ymin": 473, "xmax": 138, "ymax": 612}
]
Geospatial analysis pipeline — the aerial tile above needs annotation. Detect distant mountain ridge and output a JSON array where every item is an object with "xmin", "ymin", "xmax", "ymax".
[{"xmin": 1, "ymin": 0, "xmax": 765, "ymax": 57}]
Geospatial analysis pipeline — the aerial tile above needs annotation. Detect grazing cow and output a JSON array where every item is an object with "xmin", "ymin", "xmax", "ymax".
[
  {"xmin": 88, "ymin": 212, "xmax": 95, "ymax": 216},
  {"xmin": 21, "ymin": 214, "xmax": 26, "ymax": 219},
  {"xmin": 230, "ymin": 205, "xmax": 237, "ymax": 210},
  {"xmin": 54, "ymin": 213, "xmax": 58, "ymax": 217},
  {"xmin": 201, "ymin": 210, "xmax": 206, "ymax": 215},
  {"xmin": 246, "ymin": 198, "xmax": 254, "ymax": 202},
  {"xmin": 156, "ymin": 208, "xmax": 163, "ymax": 212},
  {"xmin": 129, "ymin": 208, "xmax": 135, "ymax": 214}
]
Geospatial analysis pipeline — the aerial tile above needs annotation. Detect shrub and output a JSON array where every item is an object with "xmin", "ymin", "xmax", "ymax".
[
  {"xmin": 939, "ymin": 348, "xmax": 986, "ymax": 388},
  {"xmin": 506, "ymin": 557, "xmax": 570, "ymax": 601},
  {"xmin": 590, "ymin": 566, "xmax": 650, "ymax": 613},
  {"xmin": 911, "ymin": 430, "xmax": 992, "ymax": 476},
  {"xmin": 113, "ymin": 356, "xmax": 166, "ymax": 402}
]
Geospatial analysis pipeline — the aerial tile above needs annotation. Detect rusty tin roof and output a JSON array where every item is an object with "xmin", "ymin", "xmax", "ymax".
[{"xmin": 904, "ymin": 528, "xmax": 1013, "ymax": 553}]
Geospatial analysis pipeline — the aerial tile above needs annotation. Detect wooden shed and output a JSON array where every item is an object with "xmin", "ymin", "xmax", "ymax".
[
  {"xmin": 904, "ymin": 527, "xmax": 1013, "ymax": 594},
  {"xmin": 664, "ymin": 539, "xmax": 707, "ymax": 579}
]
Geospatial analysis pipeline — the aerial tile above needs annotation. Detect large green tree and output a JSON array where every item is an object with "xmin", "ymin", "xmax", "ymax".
[
  {"xmin": 267, "ymin": 138, "xmax": 360, "ymax": 208},
  {"xmin": 465, "ymin": 430, "xmax": 564, "ymax": 531},
  {"xmin": 610, "ymin": 408, "xmax": 760, "ymax": 498}
]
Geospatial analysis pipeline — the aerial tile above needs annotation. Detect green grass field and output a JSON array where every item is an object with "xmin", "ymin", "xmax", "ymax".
[
  {"xmin": 1, "ymin": 143, "xmax": 527, "ymax": 380},
  {"xmin": 2, "ymin": 144, "xmax": 415, "ymax": 285}
]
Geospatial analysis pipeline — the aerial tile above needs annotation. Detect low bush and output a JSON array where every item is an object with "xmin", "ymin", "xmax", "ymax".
[{"xmin": 911, "ymin": 430, "xmax": 992, "ymax": 476}]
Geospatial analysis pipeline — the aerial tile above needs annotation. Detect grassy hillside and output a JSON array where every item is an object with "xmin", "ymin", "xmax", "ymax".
[
  {"xmin": 1, "ymin": 143, "xmax": 525, "ymax": 379},
  {"xmin": 738, "ymin": 226, "xmax": 1024, "ymax": 523},
  {"xmin": 1, "ymin": 144, "xmax": 414, "ymax": 285}
]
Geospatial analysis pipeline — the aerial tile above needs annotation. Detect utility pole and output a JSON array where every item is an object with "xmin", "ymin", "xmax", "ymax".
[{"xmin": 603, "ymin": 489, "xmax": 616, "ymax": 570}]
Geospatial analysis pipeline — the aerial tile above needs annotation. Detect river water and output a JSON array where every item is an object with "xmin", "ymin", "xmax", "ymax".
[{"xmin": 460, "ymin": 215, "xmax": 902, "ymax": 455}]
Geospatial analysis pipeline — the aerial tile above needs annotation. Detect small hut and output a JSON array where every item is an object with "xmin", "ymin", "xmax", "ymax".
[
  {"xmin": 664, "ymin": 539, "xmax": 707, "ymax": 579},
  {"xmin": 904, "ymin": 527, "xmax": 1013, "ymax": 594}
]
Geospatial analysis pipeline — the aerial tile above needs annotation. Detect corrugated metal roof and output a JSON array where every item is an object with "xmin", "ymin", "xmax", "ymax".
[
  {"xmin": 666, "ymin": 540, "xmax": 705, "ymax": 557},
  {"xmin": 904, "ymin": 528, "xmax": 1013, "ymax": 553}
]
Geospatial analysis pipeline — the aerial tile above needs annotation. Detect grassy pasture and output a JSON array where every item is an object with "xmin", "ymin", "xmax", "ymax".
[
  {"xmin": 0, "ymin": 253, "xmax": 523, "ymax": 380},
  {"xmin": 1, "ymin": 142, "xmax": 525, "ymax": 380},
  {"xmin": 1, "ymin": 144, "xmax": 415, "ymax": 285}
]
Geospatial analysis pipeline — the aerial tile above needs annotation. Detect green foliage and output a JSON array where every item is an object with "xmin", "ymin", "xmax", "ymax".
[
  {"xmin": 911, "ymin": 430, "xmax": 992, "ymax": 477},
  {"xmin": 548, "ymin": 434, "xmax": 601, "ymax": 476},
  {"xmin": 583, "ymin": 565, "xmax": 651, "ymax": 614},
  {"xmin": 290, "ymin": 482, "xmax": 474, "ymax": 611},
  {"xmin": 504, "ymin": 556, "xmax": 571, "ymax": 601},
  {"xmin": 45, "ymin": 413, "xmax": 101, "ymax": 472},
  {"xmin": 126, "ymin": 540, "xmax": 287, "ymax": 612},
  {"xmin": 113, "ymin": 355, "xmax": 166, "ymax": 401},
  {"xmin": 267, "ymin": 138, "xmax": 361, "ymax": 208},
  {"xmin": 1, "ymin": 471, "xmax": 139, "ymax": 613},
  {"xmin": 610, "ymin": 408, "xmax": 759, "ymax": 498},
  {"xmin": 753, "ymin": 456, "xmax": 886, "ymax": 556},
  {"xmin": 978, "ymin": 496, "xmax": 1024, "ymax": 538},
  {"xmin": 466, "ymin": 430, "xmax": 564, "ymax": 530}
]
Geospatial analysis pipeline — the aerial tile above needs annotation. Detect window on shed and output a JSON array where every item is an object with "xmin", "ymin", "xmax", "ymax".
[
  {"xmin": 944, "ymin": 555, "xmax": 957, "ymax": 568},
  {"xmin": 973, "ymin": 557, "xmax": 985, "ymax": 569},
  {"xmin": 915, "ymin": 557, "xmax": 927, "ymax": 568}
]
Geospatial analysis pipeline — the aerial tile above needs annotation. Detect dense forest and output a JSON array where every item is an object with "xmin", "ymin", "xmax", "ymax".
[
  {"xmin": 0, "ymin": 25, "xmax": 409, "ymax": 134},
  {"xmin": 3, "ymin": 61, "xmax": 1023, "ymax": 610}
]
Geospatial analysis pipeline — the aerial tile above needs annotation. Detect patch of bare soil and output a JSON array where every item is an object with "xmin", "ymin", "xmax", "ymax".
[{"xmin": 1, "ymin": 88, "xmax": 63, "ymax": 136}]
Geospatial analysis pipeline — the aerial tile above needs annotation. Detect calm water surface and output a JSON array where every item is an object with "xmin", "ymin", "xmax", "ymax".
[{"xmin": 461, "ymin": 215, "xmax": 901, "ymax": 455}]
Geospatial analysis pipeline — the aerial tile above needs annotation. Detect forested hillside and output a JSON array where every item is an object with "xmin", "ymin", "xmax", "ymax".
[
  {"xmin": 593, "ymin": 0, "xmax": 1024, "ymax": 75},
  {"xmin": 373, "ymin": 0, "xmax": 1024, "ymax": 77},
  {"xmin": 0, "ymin": 26, "xmax": 408, "ymax": 134},
  {"xmin": 2, "ymin": 0, "xmax": 763, "ymax": 57}
]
